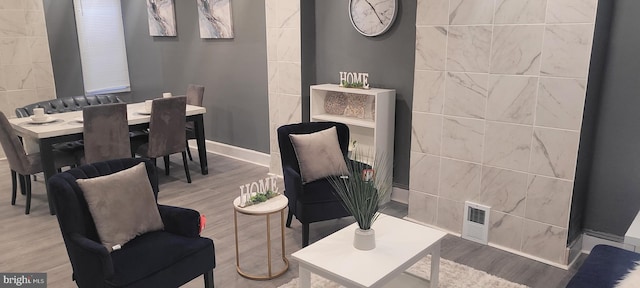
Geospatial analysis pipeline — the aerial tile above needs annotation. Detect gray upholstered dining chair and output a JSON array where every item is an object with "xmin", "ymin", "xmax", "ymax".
[
  {"xmin": 186, "ymin": 84, "xmax": 205, "ymax": 161},
  {"xmin": 81, "ymin": 103, "xmax": 131, "ymax": 164},
  {"xmin": 0, "ymin": 112, "xmax": 76, "ymax": 214},
  {"xmin": 136, "ymin": 96, "xmax": 192, "ymax": 183}
]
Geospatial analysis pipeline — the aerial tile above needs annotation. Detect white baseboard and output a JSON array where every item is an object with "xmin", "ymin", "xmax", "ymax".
[
  {"xmin": 488, "ymin": 243, "xmax": 570, "ymax": 270},
  {"xmin": 403, "ymin": 216, "xmax": 460, "ymax": 237},
  {"xmin": 391, "ymin": 187, "xmax": 409, "ymax": 204},
  {"xmin": 188, "ymin": 139, "xmax": 270, "ymax": 167},
  {"xmin": 1, "ymin": 141, "xmax": 269, "ymax": 168},
  {"xmin": 581, "ymin": 233, "xmax": 634, "ymax": 254}
]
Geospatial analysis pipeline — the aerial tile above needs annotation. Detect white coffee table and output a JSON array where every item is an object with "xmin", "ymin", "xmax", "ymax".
[{"xmin": 291, "ymin": 214, "xmax": 446, "ymax": 288}]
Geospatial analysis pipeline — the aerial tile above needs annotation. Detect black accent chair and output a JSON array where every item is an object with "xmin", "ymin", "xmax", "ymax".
[
  {"xmin": 277, "ymin": 122, "xmax": 353, "ymax": 247},
  {"xmin": 49, "ymin": 158, "xmax": 215, "ymax": 288}
]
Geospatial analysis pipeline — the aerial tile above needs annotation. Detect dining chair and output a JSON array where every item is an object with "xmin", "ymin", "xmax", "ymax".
[
  {"xmin": 80, "ymin": 103, "xmax": 131, "ymax": 164},
  {"xmin": 0, "ymin": 112, "xmax": 76, "ymax": 214},
  {"xmin": 136, "ymin": 96, "xmax": 192, "ymax": 183},
  {"xmin": 186, "ymin": 84, "xmax": 205, "ymax": 161}
]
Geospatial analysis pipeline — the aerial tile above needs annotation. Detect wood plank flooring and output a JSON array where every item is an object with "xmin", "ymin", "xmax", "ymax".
[{"xmin": 0, "ymin": 153, "xmax": 582, "ymax": 288}]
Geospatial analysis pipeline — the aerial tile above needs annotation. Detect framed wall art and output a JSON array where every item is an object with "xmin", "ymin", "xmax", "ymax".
[
  {"xmin": 197, "ymin": 0, "xmax": 234, "ymax": 39},
  {"xmin": 147, "ymin": 0, "xmax": 177, "ymax": 36}
]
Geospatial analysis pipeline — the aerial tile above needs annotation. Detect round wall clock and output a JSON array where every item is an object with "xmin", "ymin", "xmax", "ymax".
[{"xmin": 348, "ymin": 0, "xmax": 398, "ymax": 37}]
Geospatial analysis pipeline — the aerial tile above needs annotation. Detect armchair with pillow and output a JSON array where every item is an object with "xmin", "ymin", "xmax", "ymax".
[
  {"xmin": 49, "ymin": 158, "xmax": 215, "ymax": 288},
  {"xmin": 278, "ymin": 122, "xmax": 361, "ymax": 247}
]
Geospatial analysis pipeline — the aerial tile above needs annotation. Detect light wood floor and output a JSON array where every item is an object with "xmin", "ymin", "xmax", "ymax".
[{"xmin": 0, "ymin": 152, "xmax": 582, "ymax": 288}]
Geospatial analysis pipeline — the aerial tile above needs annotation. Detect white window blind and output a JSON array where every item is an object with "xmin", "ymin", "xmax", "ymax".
[{"xmin": 73, "ymin": 0, "xmax": 131, "ymax": 95}]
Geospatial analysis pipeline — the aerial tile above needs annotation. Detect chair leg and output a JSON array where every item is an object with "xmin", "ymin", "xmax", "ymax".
[
  {"xmin": 302, "ymin": 223, "xmax": 310, "ymax": 247},
  {"xmin": 182, "ymin": 151, "xmax": 191, "ymax": 183},
  {"xmin": 19, "ymin": 174, "xmax": 26, "ymax": 195},
  {"xmin": 11, "ymin": 170, "xmax": 17, "ymax": 205},
  {"xmin": 286, "ymin": 209, "xmax": 293, "ymax": 227},
  {"xmin": 164, "ymin": 155, "xmax": 170, "ymax": 175},
  {"xmin": 187, "ymin": 146, "xmax": 193, "ymax": 161},
  {"xmin": 186, "ymin": 140, "xmax": 194, "ymax": 161},
  {"xmin": 25, "ymin": 174, "xmax": 32, "ymax": 215},
  {"xmin": 203, "ymin": 270, "xmax": 214, "ymax": 288},
  {"xmin": 151, "ymin": 158, "xmax": 159, "ymax": 178}
]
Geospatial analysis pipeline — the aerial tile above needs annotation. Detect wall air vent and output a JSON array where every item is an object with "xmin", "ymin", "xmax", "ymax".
[{"xmin": 462, "ymin": 201, "xmax": 490, "ymax": 245}]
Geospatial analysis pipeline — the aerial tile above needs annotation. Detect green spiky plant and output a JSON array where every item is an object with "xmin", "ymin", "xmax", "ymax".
[{"xmin": 328, "ymin": 150, "xmax": 392, "ymax": 230}]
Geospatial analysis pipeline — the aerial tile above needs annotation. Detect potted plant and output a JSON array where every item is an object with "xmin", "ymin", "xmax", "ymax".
[{"xmin": 328, "ymin": 150, "xmax": 391, "ymax": 250}]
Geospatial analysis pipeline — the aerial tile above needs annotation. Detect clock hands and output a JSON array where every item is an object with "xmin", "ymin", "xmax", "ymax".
[{"xmin": 363, "ymin": 0, "xmax": 384, "ymax": 25}]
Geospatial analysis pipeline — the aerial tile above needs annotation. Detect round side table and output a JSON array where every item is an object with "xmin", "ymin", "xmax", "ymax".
[{"xmin": 233, "ymin": 194, "xmax": 289, "ymax": 280}]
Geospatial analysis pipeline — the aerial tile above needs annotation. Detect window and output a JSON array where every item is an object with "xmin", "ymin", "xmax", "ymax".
[{"xmin": 73, "ymin": 0, "xmax": 130, "ymax": 95}]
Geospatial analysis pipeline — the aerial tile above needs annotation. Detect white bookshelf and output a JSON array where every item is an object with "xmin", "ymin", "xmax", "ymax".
[{"xmin": 310, "ymin": 84, "xmax": 396, "ymax": 200}]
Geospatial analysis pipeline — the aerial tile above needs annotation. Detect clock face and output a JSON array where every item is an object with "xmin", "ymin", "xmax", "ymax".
[{"xmin": 349, "ymin": 0, "xmax": 397, "ymax": 37}]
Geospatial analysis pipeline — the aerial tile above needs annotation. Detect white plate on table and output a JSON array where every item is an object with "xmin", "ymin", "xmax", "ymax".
[{"xmin": 30, "ymin": 116, "xmax": 57, "ymax": 124}]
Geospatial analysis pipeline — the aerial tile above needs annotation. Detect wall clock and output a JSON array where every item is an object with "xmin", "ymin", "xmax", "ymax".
[{"xmin": 348, "ymin": 0, "xmax": 398, "ymax": 37}]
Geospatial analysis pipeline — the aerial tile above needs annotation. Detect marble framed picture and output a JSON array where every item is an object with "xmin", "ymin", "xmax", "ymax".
[
  {"xmin": 197, "ymin": 0, "xmax": 234, "ymax": 39},
  {"xmin": 146, "ymin": 0, "xmax": 177, "ymax": 36}
]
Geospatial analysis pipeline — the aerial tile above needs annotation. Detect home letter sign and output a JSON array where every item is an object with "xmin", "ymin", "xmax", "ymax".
[
  {"xmin": 339, "ymin": 72, "xmax": 370, "ymax": 89},
  {"xmin": 239, "ymin": 176, "xmax": 279, "ymax": 206}
]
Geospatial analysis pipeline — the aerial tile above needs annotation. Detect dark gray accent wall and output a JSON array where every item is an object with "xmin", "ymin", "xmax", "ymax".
[
  {"xmin": 43, "ymin": 0, "xmax": 85, "ymax": 97},
  {"xmin": 301, "ymin": 0, "xmax": 316, "ymax": 122},
  {"xmin": 568, "ymin": 1, "xmax": 613, "ymax": 243},
  {"xmin": 44, "ymin": 1, "xmax": 269, "ymax": 152},
  {"xmin": 312, "ymin": 0, "xmax": 416, "ymax": 188},
  {"xmin": 121, "ymin": 0, "xmax": 270, "ymax": 153},
  {"xmin": 579, "ymin": 0, "xmax": 640, "ymax": 238}
]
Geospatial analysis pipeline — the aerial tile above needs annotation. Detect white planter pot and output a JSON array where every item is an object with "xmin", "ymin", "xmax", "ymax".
[{"xmin": 353, "ymin": 228, "xmax": 375, "ymax": 250}]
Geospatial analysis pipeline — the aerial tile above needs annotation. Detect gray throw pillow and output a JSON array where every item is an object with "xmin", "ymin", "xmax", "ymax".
[
  {"xmin": 289, "ymin": 126, "xmax": 348, "ymax": 183},
  {"xmin": 76, "ymin": 163, "xmax": 164, "ymax": 252}
]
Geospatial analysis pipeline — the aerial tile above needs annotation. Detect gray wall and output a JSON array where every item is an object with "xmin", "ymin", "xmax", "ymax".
[
  {"xmin": 579, "ymin": 0, "xmax": 640, "ymax": 238},
  {"xmin": 301, "ymin": 0, "xmax": 316, "ymax": 122},
  {"xmin": 311, "ymin": 0, "xmax": 417, "ymax": 188},
  {"xmin": 568, "ymin": 1, "xmax": 612, "ymax": 243},
  {"xmin": 121, "ymin": 0, "xmax": 269, "ymax": 153},
  {"xmin": 37, "ymin": 0, "xmax": 269, "ymax": 153},
  {"xmin": 44, "ymin": 0, "xmax": 270, "ymax": 153},
  {"xmin": 44, "ymin": 0, "xmax": 85, "ymax": 97}
]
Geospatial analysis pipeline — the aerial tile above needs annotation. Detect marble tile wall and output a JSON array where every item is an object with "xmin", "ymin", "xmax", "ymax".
[
  {"xmin": 265, "ymin": 0, "xmax": 301, "ymax": 175},
  {"xmin": 0, "ymin": 0, "xmax": 55, "ymax": 158},
  {"xmin": 409, "ymin": 0, "xmax": 598, "ymax": 265}
]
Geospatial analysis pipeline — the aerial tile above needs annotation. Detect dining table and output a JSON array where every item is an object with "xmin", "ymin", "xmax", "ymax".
[{"xmin": 8, "ymin": 102, "xmax": 208, "ymax": 215}]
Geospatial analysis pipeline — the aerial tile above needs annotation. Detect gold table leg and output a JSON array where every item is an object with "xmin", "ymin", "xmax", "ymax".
[
  {"xmin": 234, "ymin": 210, "xmax": 239, "ymax": 268},
  {"xmin": 267, "ymin": 213, "xmax": 272, "ymax": 277},
  {"xmin": 281, "ymin": 209, "xmax": 286, "ymax": 265},
  {"xmin": 235, "ymin": 208, "xmax": 289, "ymax": 280}
]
